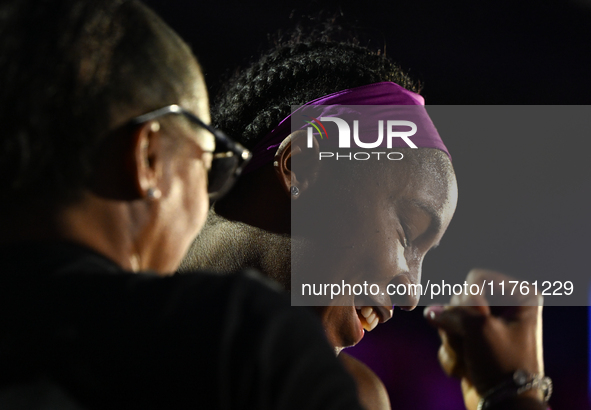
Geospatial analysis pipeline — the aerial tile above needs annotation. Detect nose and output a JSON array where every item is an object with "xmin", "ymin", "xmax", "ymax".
[
  {"xmin": 383, "ymin": 243, "xmax": 422, "ymax": 311},
  {"xmin": 388, "ymin": 270, "xmax": 421, "ymax": 311}
]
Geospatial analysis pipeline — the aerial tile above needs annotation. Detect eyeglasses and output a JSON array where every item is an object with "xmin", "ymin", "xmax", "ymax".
[{"xmin": 130, "ymin": 104, "xmax": 251, "ymax": 200}]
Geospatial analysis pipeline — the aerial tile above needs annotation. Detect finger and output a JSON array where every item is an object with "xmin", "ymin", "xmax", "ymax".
[
  {"xmin": 424, "ymin": 305, "xmax": 488, "ymax": 336},
  {"xmin": 449, "ymin": 290, "xmax": 490, "ymax": 308},
  {"xmin": 461, "ymin": 378, "xmax": 481, "ymax": 410},
  {"xmin": 437, "ymin": 328, "xmax": 465, "ymax": 378},
  {"xmin": 466, "ymin": 268, "xmax": 544, "ymax": 307}
]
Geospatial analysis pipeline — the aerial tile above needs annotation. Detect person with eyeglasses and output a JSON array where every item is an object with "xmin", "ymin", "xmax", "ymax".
[{"xmin": 0, "ymin": 1, "xmax": 366, "ymax": 409}]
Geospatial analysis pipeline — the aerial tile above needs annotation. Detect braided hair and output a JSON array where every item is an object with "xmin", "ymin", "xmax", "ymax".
[{"xmin": 213, "ymin": 31, "xmax": 420, "ymax": 149}]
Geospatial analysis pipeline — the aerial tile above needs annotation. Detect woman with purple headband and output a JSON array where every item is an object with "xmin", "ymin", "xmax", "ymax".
[{"xmin": 181, "ymin": 33, "xmax": 550, "ymax": 410}]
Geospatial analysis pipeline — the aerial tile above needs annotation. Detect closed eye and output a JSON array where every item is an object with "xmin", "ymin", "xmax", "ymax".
[{"xmin": 399, "ymin": 222, "xmax": 411, "ymax": 248}]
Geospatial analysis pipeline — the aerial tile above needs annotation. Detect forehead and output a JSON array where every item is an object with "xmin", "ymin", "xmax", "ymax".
[
  {"xmin": 394, "ymin": 151, "xmax": 457, "ymax": 219},
  {"xmin": 340, "ymin": 150, "xmax": 457, "ymax": 228}
]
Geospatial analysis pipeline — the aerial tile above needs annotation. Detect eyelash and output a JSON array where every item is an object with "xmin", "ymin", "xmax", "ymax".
[{"xmin": 400, "ymin": 223, "xmax": 411, "ymax": 248}]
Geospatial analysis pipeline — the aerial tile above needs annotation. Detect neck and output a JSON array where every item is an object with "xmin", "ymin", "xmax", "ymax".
[
  {"xmin": 181, "ymin": 207, "xmax": 291, "ymax": 289},
  {"xmin": 181, "ymin": 208, "xmax": 261, "ymax": 272},
  {"xmin": 181, "ymin": 165, "xmax": 291, "ymax": 285}
]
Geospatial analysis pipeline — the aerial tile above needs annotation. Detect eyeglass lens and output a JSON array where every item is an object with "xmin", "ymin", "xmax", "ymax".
[{"xmin": 207, "ymin": 135, "xmax": 241, "ymax": 198}]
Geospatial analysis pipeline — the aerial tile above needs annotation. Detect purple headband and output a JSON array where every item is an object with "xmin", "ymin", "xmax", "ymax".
[{"xmin": 243, "ymin": 81, "xmax": 450, "ymax": 173}]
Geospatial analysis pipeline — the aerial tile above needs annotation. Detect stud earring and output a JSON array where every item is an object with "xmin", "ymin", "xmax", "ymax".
[
  {"xmin": 290, "ymin": 186, "xmax": 300, "ymax": 197},
  {"xmin": 150, "ymin": 121, "xmax": 160, "ymax": 132},
  {"xmin": 146, "ymin": 187, "xmax": 161, "ymax": 200}
]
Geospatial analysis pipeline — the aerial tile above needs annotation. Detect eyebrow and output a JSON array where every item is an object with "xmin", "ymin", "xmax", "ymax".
[{"xmin": 404, "ymin": 198, "xmax": 443, "ymax": 248}]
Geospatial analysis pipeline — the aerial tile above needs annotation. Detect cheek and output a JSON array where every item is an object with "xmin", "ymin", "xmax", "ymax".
[
  {"xmin": 353, "ymin": 209, "xmax": 409, "ymax": 279},
  {"xmin": 165, "ymin": 158, "xmax": 209, "ymax": 244},
  {"xmin": 405, "ymin": 249, "xmax": 424, "ymax": 283}
]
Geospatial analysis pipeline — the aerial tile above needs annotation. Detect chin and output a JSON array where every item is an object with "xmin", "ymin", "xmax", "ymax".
[{"xmin": 316, "ymin": 306, "xmax": 365, "ymax": 349}]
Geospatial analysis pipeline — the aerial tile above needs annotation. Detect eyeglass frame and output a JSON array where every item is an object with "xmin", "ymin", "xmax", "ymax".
[{"xmin": 128, "ymin": 104, "xmax": 252, "ymax": 200}]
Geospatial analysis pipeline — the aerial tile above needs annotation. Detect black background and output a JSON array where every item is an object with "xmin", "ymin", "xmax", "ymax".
[{"xmin": 144, "ymin": 0, "xmax": 591, "ymax": 408}]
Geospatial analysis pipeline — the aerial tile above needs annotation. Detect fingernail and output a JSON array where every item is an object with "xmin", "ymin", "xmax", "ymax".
[{"xmin": 424, "ymin": 305, "xmax": 444, "ymax": 320}]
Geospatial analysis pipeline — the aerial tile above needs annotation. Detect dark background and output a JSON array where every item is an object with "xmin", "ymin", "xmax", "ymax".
[{"xmin": 144, "ymin": 0, "xmax": 591, "ymax": 408}]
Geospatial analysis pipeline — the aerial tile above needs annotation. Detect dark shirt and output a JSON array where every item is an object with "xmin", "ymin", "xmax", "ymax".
[{"xmin": 0, "ymin": 242, "xmax": 363, "ymax": 409}]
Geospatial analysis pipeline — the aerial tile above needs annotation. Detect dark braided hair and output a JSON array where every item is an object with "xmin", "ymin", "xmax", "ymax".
[
  {"xmin": 213, "ymin": 29, "xmax": 420, "ymax": 149},
  {"xmin": 0, "ymin": 0, "xmax": 198, "ymax": 207}
]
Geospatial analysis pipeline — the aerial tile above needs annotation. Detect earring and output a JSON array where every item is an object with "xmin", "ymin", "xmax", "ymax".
[
  {"xmin": 146, "ymin": 187, "xmax": 161, "ymax": 200},
  {"xmin": 290, "ymin": 186, "xmax": 300, "ymax": 197},
  {"xmin": 150, "ymin": 121, "xmax": 161, "ymax": 132}
]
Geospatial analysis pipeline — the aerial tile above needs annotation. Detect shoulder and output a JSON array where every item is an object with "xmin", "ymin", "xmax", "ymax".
[{"xmin": 339, "ymin": 352, "xmax": 391, "ymax": 410}]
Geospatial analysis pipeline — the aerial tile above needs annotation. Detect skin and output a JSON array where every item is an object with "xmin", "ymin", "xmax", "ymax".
[
  {"xmin": 185, "ymin": 127, "xmax": 547, "ymax": 410},
  {"xmin": 425, "ymin": 270, "xmax": 546, "ymax": 410},
  {"xmin": 184, "ymin": 132, "xmax": 458, "ymax": 409},
  {"xmin": 0, "ymin": 65, "xmax": 213, "ymax": 275},
  {"xmin": 287, "ymin": 140, "xmax": 458, "ymax": 350},
  {"xmin": 340, "ymin": 353, "xmax": 391, "ymax": 410}
]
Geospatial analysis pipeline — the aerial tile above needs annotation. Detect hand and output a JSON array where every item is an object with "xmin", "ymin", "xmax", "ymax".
[{"xmin": 425, "ymin": 269, "xmax": 544, "ymax": 409}]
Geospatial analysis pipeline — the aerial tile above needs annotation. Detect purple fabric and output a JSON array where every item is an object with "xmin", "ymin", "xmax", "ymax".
[{"xmin": 243, "ymin": 82, "xmax": 450, "ymax": 173}]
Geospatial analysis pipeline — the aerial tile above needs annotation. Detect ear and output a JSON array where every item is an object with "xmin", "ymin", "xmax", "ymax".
[
  {"xmin": 273, "ymin": 129, "xmax": 320, "ymax": 199},
  {"xmin": 128, "ymin": 121, "xmax": 164, "ymax": 199}
]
